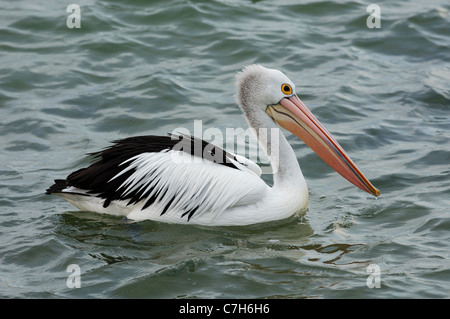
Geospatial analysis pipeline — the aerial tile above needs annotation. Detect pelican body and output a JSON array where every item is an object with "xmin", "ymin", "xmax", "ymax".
[{"xmin": 46, "ymin": 65, "xmax": 379, "ymax": 226}]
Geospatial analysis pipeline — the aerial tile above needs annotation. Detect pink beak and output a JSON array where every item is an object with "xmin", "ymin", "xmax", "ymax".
[{"xmin": 266, "ymin": 94, "xmax": 380, "ymax": 197}]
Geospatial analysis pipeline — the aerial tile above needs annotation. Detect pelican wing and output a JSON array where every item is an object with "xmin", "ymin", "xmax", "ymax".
[{"xmin": 49, "ymin": 135, "xmax": 267, "ymax": 221}]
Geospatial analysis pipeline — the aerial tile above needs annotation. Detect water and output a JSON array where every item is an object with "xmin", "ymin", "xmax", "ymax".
[{"xmin": 1, "ymin": 0, "xmax": 449, "ymax": 299}]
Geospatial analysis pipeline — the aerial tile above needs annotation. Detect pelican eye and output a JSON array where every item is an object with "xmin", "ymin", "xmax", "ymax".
[{"xmin": 281, "ymin": 84, "xmax": 292, "ymax": 95}]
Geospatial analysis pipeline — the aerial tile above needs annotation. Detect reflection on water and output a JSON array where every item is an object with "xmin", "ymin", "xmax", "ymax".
[
  {"xmin": 54, "ymin": 209, "xmax": 373, "ymax": 295},
  {"xmin": 302, "ymin": 243, "xmax": 365, "ymax": 265}
]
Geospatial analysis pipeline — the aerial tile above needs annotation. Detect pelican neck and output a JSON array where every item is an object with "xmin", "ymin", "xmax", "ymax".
[{"xmin": 243, "ymin": 107, "xmax": 305, "ymax": 190}]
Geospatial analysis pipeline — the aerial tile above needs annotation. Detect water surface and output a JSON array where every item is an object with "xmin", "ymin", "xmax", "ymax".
[{"xmin": 0, "ymin": 0, "xmax": 449, "ymax": 298}]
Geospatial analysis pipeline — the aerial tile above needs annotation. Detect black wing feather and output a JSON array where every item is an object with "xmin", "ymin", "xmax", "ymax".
[{"xmin": 47, "ymin": 134, "xmax": 240, "ymax": 218}]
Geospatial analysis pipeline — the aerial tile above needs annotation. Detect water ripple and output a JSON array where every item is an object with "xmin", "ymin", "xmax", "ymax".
[{"xmin": 0, "ymin": 0, "xmax": 449, "ymax": 299}]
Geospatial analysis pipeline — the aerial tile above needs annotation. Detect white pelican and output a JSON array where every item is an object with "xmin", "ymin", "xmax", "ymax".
[{"xmin": 46, "ymin": 65, "xmax": 380, "ymax": 226}]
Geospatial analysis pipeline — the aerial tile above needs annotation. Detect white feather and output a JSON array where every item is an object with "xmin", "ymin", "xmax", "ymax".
[{"xmin": 109, "ymin": 150, "xmax": 269, "ymax": 221}]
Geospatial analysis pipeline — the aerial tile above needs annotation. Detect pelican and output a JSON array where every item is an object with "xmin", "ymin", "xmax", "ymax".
[{"xmin": 46, "ymin": 65, "xmax": 380, "ymax": 226}]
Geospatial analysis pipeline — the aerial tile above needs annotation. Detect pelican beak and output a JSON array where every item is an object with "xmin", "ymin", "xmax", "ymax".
[{"xmin": 266, "ymin": 94, "xmax": 380, "ymax": 197}]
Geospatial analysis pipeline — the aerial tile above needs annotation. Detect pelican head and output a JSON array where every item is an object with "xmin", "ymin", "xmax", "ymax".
[{"xmin": 236, "ymin": 64, "xmax": 380, "ymax": 197}]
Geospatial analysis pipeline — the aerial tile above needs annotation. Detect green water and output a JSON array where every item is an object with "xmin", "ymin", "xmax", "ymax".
[{"xmin": 0, "ymin": 0, "xmax": 449, "ymax": 299}]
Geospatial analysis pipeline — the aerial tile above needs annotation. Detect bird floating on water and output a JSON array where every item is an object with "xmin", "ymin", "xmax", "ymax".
[{"xmin": 46, "ymin": 65, "xmax": 380, "ymax": 226}]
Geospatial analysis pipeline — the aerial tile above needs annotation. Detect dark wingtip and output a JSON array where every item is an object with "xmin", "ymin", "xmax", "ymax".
[{"xmin": 45, "ymin": 179, "xmax": 68, "ymax": 195}]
